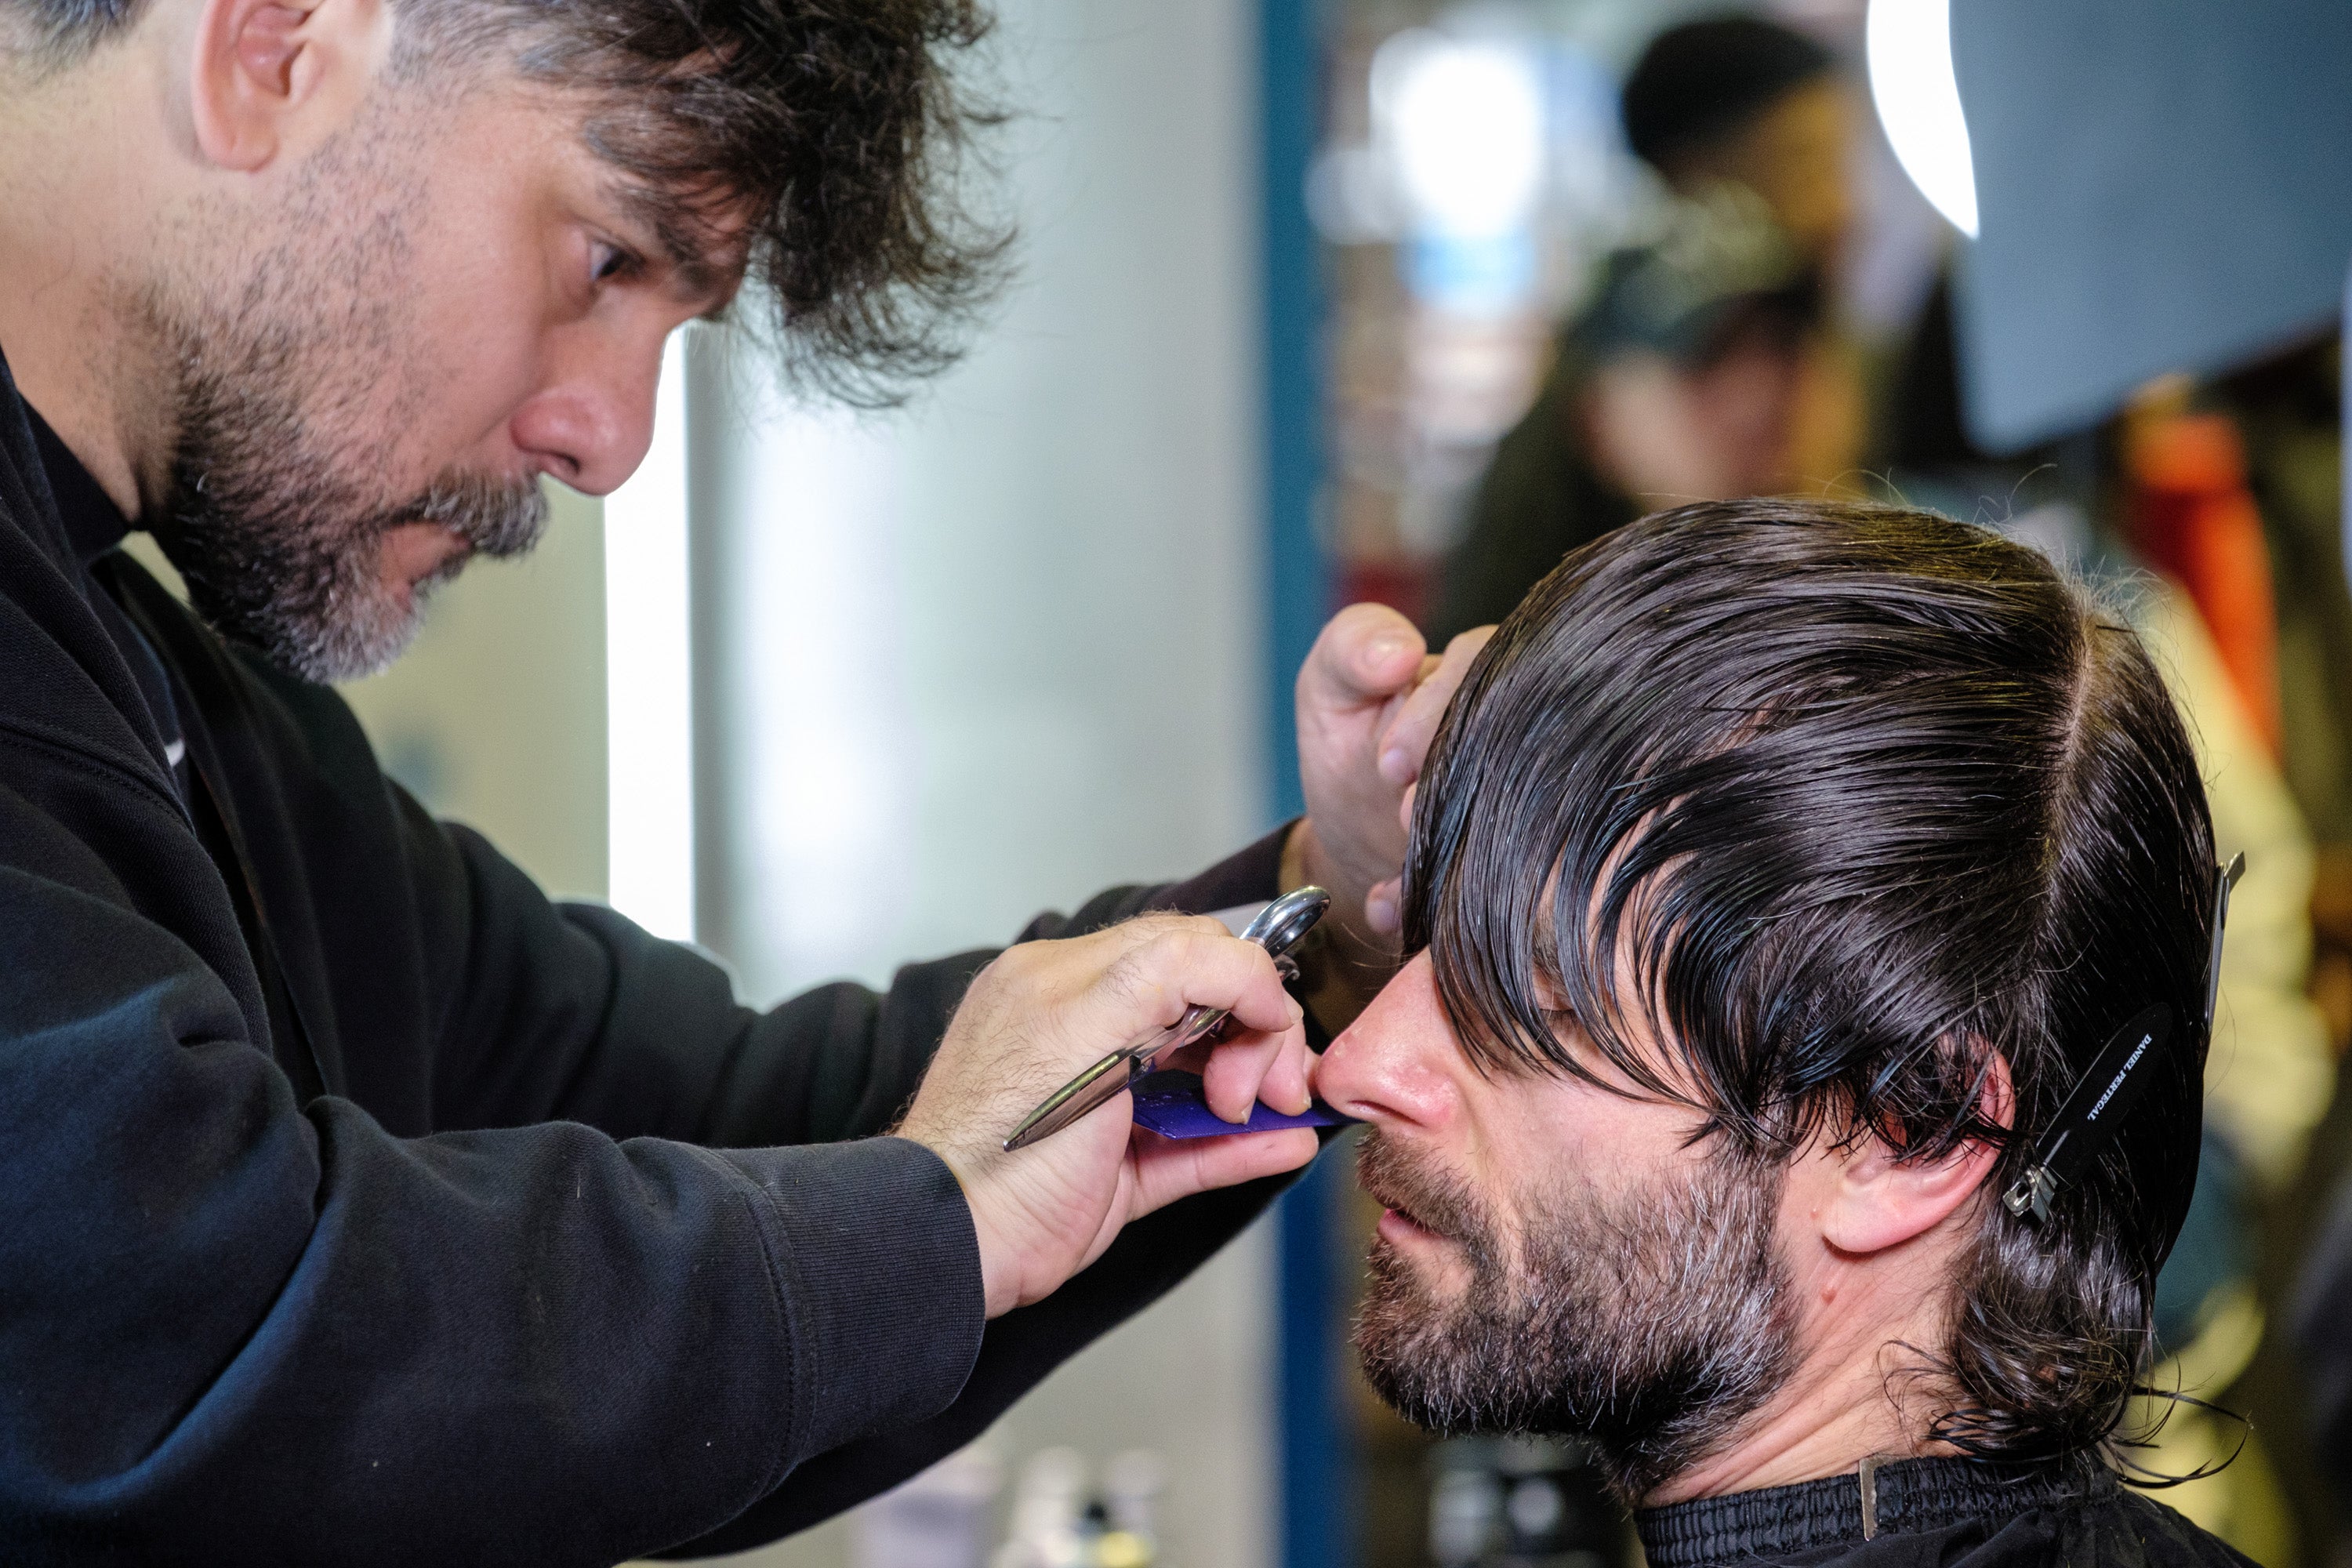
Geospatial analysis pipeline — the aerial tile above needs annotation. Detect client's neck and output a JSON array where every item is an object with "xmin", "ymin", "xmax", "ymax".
[{"xmin": 1641, "ymin": 1249, "xmax": 1962, "ymax": 1507}]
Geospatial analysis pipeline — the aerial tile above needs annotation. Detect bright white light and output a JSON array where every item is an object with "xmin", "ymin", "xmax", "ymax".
[
  {"xmin": 735, "ymin": 402, "xmax": 918, "ymax": 994},
  {"xmin": 1376, "ymin": 31, "xmax": 1545, "ymax": 241},
  {"xmin": 604, "ymin": 332, "xmax": 695, "ymax": 940},
  {"xmin": 1867, "ymin": 0, "xmax": 1979, "ymax": 237}
]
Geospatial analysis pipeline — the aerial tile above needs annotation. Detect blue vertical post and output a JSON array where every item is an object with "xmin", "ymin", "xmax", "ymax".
[
  {"xmin": 1261, "ymin": 1, "xmax": 1341, "ymax": 1567},
  {"xmin": 1277, "ymin": 1162, "xmax": 1348, "ymax": 1568},
  {"xmin": 1261, "ymin": 0, "xmax": 1326, "ymax": 817}
]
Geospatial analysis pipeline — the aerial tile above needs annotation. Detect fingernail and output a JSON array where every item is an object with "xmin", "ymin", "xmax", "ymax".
[
  {"xmin": 1367, "ymin": 893, "xmax": 1399, "ymax": 934},
  {"xmin": 1367, "ymin": 635, "xmax": 1410, "ymax": 667},
  {"xmin": 1288, "ymin": 999, "xmax": 1306, "ymax": 1027},
  {"xmin": 1378, "ymin": 746, "xmax": 1411, "ymax": 784}
]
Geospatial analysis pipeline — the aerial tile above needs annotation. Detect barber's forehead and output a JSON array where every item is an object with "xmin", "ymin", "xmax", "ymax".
[{"xmin": 481, "ymin": 71, "xmax": 754, "ymax": 256}]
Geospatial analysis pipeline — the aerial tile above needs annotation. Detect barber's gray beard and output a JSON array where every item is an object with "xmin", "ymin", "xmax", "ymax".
[
  {"xmin": 154, "ymin": 315, "xmax": 547, "ymax": 684},
  {"xmin": 141, "ymin": 115, "xmax": 546, "ymax": 684},
  {"xmin": 1352, "ymin": 1130, "xmax": 1798, "ymax": 1501}
]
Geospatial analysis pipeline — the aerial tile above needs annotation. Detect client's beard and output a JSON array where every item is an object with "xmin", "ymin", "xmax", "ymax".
[{"xmin": 1352, "ymin": 1129, "xmax": 1798, "ymax": 1501}]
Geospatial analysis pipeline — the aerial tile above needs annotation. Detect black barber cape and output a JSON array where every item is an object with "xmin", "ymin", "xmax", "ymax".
[
  {"xmin": 0, "ymin": 348, "xmax": 1296, "ymax": 1564},
  {"xmin": 1635, "ymin": 1454, "xmax": 2252, "ymax": 1568}
]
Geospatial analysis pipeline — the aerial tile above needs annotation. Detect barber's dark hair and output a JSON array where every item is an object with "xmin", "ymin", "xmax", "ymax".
[
  {"xmin": 5, "ymin": 0, "xmax": 1007, "ymax": 407},
  {"xmin": 1403, "ymin": 499, "xmax": 2216, "ymax": 1463}
]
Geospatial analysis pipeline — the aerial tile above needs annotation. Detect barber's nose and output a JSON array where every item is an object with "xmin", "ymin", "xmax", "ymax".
[
  {"xmin": 508, "ymin": 333, "xmax": 666, "ymax": 496},
  {"xmin": 1316, "ymin": 952, "xmax": 1461, "ymax": 1131}
]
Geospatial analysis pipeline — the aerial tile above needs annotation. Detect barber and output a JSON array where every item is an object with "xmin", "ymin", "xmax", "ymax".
[{"xmin": 0, "ymin": 0, "xmax": 1478, "ymax": 1560}]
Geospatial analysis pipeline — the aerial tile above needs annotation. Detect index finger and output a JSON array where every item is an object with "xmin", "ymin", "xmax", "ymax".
[
  {"xmin": 1099, "ymin": 924, "xmax": 1305, "ymax": 1042},
  {"xmin": 1376, "ymin": 626, "xmax": 1494, "ymax": 785}
]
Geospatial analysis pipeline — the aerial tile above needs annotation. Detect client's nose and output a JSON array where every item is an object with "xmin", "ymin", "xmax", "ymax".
[{"xmin": 1316, "ymin": 952, "xmax": 1461, "ymax": 1131}]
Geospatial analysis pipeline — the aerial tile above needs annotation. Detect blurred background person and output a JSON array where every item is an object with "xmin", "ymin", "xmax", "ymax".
[
  {"xmin": 1619, "ymin": 12, "xmax": 1867, "ymax": 488},
  {"xmin": 1429, "ymin": 187, "xmax": 1817, "ymax": 642},
  {"xmin": 2209, "ymin": 343, "xmax": 2352, "ymax": 1063},
  {"xmin": 1618, "ymin": 13, "xmax": 1850, "ymax": 266},
  {"xmin": 1426, "ymin": 12, "xmax": 1860, "ymax": 646}
]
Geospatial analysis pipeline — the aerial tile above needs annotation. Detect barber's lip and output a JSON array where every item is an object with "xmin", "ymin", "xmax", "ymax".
[{"xmin": 384, "ymin": 523, "xmax": 470, "ymax": 608}]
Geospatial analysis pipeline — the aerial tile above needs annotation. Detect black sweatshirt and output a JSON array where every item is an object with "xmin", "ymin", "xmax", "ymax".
[
  {"xmin": 1635, "ymin": 1455, "xmax": 2251, "ymax": 1568},
  {"xmin": 0, "ymin": 348, "xmax": 1297, "ymax": 1563}
]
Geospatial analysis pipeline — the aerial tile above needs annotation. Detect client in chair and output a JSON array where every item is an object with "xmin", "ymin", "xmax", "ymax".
[{"xmin": 1319, "ymin": 499, "xmax": 2250, "ymax": 1568}]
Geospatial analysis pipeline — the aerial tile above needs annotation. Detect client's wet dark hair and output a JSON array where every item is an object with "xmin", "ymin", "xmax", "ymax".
[{"xmin": 1403, "ymin": 499, "xmax": 2216, "ymax": 1462}]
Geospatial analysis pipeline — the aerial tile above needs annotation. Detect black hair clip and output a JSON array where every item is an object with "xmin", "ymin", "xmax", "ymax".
[
  {"xmin": 2002, "ymin": 854, "xmax": 2245, "ymax": 1227},
  {"xmin": 2202, "ymin": 853, "xmax": 2247, "ymax": 1040}
]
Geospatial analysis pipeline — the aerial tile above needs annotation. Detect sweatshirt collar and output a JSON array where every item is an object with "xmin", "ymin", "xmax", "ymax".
[
  {"xmin": 1636, "ymin": 1453, "xmax": 2112, "ymax": 1568},
  {"xmin": 21, "ymin": 400, "xmax": 134, "ymax": 568}
]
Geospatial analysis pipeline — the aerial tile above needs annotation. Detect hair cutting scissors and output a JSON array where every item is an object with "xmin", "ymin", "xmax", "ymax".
[{"xmin": 1001, "ymin": 885, "xmax": 1331, "ymax": 1152}]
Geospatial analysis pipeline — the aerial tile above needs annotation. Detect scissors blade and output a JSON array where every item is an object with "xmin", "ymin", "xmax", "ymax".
[
  {"xmin": 1003, "ymin": 1001, "xmax": 1234, "ymax": 1151},
  {"xmin": 1001, "ymin": 1047, "xmax": 1138, "ymax": 1151}
]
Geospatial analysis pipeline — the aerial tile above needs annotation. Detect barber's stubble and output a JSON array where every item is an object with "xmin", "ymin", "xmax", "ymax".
[
  {"xmin": 143, "ymin": 93, "xmax": 546, "ymax": 684},
  {"xmin": 1353, "ymin": 1126, "xmax": 1798, "ymax": 1501}
]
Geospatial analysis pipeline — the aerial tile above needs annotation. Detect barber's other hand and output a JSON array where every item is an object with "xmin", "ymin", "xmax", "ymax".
[
  {"xmin": 895, "ymin": 916, "xmax": 1319, "ymax": 1319},
  {"xmin": 1293, "ymin": 605, "xmax": 1494, "ymax": 947}
]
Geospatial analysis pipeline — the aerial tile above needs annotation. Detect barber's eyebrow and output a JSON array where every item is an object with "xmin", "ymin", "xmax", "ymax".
[{"xmin": 605, "ymin": 178, "xmax": 746, "ymax": 312}]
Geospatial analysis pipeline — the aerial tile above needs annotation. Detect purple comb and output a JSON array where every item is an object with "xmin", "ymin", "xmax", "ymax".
[{"xmin": 1128, "ymin": 1069, "xmax": 1358, "ymax": 1139}]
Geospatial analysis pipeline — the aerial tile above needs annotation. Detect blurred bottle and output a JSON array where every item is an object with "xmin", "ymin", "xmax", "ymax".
[
  {"xmin": 1428, "ymin": 1462, "xmax": 1503, "ymax": 1568},
  {"xmin": 852, "ymin": 1443, "xmax": 1004, "ymax": 1568},
  {"xmin": 994, "ymin": 1448, "xmax": 1088, "ymax": 1568},
  {"xmin": 993, "ymin": 1447, "xmax": 1166, "ymax": 1568},
  {"xmin": 1098, "ymin": 1450, "xmax": 1165, "ymax": 1568},
  {"xmin": 1427, "ymin": 1436, "xmax": 1626, "ymax": 1568}
]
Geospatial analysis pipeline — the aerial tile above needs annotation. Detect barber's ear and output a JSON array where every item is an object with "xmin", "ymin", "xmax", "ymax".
[
  {"xmin": 1818, "ymin": 1050, "xmax": 2015, "ymax": 1256},
  {"xmin": 190, "ymin": 0, "xmax": 388, "ymax": 172}
]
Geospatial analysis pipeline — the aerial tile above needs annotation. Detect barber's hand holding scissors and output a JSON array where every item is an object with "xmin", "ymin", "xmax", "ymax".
[{"xmin": 896, "ymin": 915, "xmax": 1319, "ymax": 1318}]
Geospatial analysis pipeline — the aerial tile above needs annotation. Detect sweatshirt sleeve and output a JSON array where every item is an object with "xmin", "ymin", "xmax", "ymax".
[
  {"xmin": 423, "ymin": 799, "xmax": 1294, "ymax": 1155},
  {"xmin": 0, "ymin": 642, "xmax": 1295, "ymax": 1568},
  {"xmin": 0, "ymin": 804, "xmax": 983, "ymax": 1566}
]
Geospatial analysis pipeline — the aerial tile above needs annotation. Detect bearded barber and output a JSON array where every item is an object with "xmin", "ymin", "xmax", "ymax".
[{"xmin": 0, "ymin": 0, "xmax": 1477, "ymax": 1560}]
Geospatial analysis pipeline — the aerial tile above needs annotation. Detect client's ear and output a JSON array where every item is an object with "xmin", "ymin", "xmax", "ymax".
[{"xmin": 1818, "ymin": 1050, "xmax": 2014, "ymax": 1257}]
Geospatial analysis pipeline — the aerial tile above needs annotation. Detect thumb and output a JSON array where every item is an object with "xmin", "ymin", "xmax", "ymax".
[{"xmin": 1298, "ymin": 603, "xmax": 1425, "ymax": 715}]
